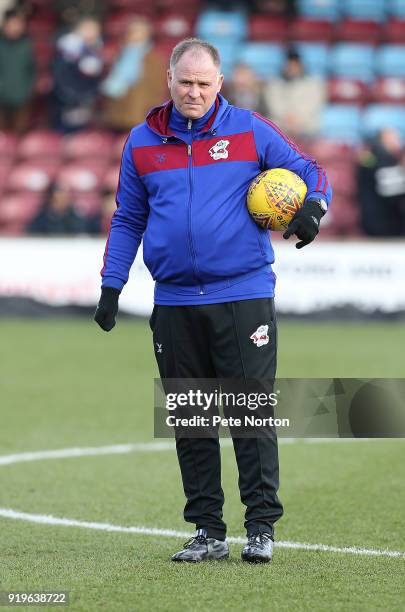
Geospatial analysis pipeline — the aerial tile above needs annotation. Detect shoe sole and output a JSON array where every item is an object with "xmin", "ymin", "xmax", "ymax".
[
  {"xmin": 241, "ymin": 554, "xmax": 272, "ymax": 564},
  {"xmin": 171, "ymin": 553, "xmax": 229, "ymax": 563}
]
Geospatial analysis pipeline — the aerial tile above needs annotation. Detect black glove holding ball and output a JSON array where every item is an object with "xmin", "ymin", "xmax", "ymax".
[{"xmin": 283, "ymin": 198, "xmax": 326, "ymax": 249}]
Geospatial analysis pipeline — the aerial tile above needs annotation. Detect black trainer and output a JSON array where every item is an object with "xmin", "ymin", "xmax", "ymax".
[
  {"xmin": 241, "ymin": 532, "xmax": 274, "ymax": 563},
  {"xmin": 171, "ymin": 530, "xmax": 229, "ymax": 563}
]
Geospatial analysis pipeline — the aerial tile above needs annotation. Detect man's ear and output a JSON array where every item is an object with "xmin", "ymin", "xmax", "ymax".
[
  {"xmin": 167, "ymin": 68, "xmax": 172, "ymax": 89},
  {"xmin": 217, "ymin": 73, "xmax": 224, "ymax": 92}
]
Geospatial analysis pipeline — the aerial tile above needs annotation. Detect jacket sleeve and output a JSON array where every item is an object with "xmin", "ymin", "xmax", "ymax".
[
  {"xmin": 101, "ymin": 132, "xmax": 149, "ymax": 291},
  {"xmin": 251, "ymin": 112, "xmax": 332, "ymax": 207}
]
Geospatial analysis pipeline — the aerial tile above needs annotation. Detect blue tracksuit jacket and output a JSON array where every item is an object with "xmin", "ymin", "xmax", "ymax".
[{"xmin": 101, "ymin": 94, "xmax": 332, "ymax": 305}]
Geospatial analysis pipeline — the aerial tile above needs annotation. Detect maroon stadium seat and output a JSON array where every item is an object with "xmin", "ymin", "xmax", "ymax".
[
  {"xmin": 104, "ymin": 12, "xmax": 151, "ymax": 38},
  {"xmin": 0, "ymin": 132, "xmax": 19, "ymax": 159},
  {"xmin": 102, "ymin": 40, "xmax": 120, "ymax": 70},
  {"xmin": 328, "ymin": 78, "xmax": 370, "ymax": 105},
  {"xmin": 18, "ymin": 131, "xmax": 63, "ymax": 160},
  {"xmin": 0, "ymin": 161, "xmax": 13, "ymax": 192},
  {"xmin": 8, "ymin": 161, "xmax": 60, "ymax": 192},
  {"xmin": 334, "ymin": 20, "xmax": 381, "ymax": 44},
  {"xmin": 157, "ymin": 0, "xmax": 201, "ymax": 13},
  {"xmin": 324, "ymin": 161, "xmax": 356, "ymax": 198},
  {"xmin": 383, "ymin": 19, "xmax": 405, "ymax": 44},
  {"xmin": 32, "ymin": 39, "xmax": 54, "ymax": 69},
  {"xmin": 0, "ymin": 192, "xmax": 42, "ymax": 228},
  {"xmin": 248, "ymin": 15, "xmax": 288, "ymax": 42},
  {"xmin": 308, "ymin": 139, "xmax": 355, "ymax": 164},
  {"xmin": 324, "ymin": 195, "xmax": 361, "ymax": 236},
  {"xmin": 64, "ymin": 131, "xmax": 114, "ymax": 161},
  {"xmin": 289, "ymin": 18, "xmax": 333, "ymax": 42},
  {"xmin": 155, "ymin": 14, "xmax": 194, "ymax": 40},
  {"xmin": 58, "ymin": 162, "xmax": 108, "ymax": 192},
  {"xmin": 371, "ymin": 77, "xmax": 405, "ymax": 104},
  {"xmin": 27, "ymin": 15, "xmax": 57, "ymax": 38}
]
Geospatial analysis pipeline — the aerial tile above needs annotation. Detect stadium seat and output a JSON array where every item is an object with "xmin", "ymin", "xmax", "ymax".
[
  {"xmin": 18, "ymin": 131, "xmax": 63, "ymax": 160},
  {"xmin": 33, "ymin": 39, "xmax": 54, "ymax": 69},
  {"xmin": 237, "ymin": 43, "xmax": 284, "ymax": 78},
  {"xmin": 27, "ymin": 14, "xmax": 57, "ymax": 37},
  {"xmin": 362, "ymin": 104, "xmax": 405, "ymax": 139},
  {"xmin": 248, "ymin": 15, "xmax": 288, "ymax": 42},
  {"xmin": 64, "ymin": 131, "xmax": 114, "ymax": 161},
  {"xmin": 8, "ymin": 161, "xmax": 60, "ymax": 192},
  {"xmin": 0, "ymin": 193, "xmax": 42, "ymax": 227},
  {"xmin": 0, "ymin": 161, "xmax": 13, "ymax": 192},
  {"xmin": 325, "ymin": 194, "xmax": 361, "ymax": 236},
  {"xmin": 387, "ymin": 0, "xmax": 405, "ymax": 18},
  {"xmin": 196, "ymin": 10, "xmax": 247, "ymax": 41},
  {"xmin": 329, "ymin": 44, "xmax": 375, "ymax": 82},
  {"xmin": 371, "ymin": 77, "xmax": 405, "ymax": 104},
  {"xmin": 307, "ymin": 139, "xmax": 355, "ymax": 163},
  {"xmin": 320, "ymin": 104, "xmax": 362, "ymax": 143},
  {"xmin": 294, "ymin": 43, "xmax": 329, "ymax": 76},
  {"xmin": 58, "ymin": 162, "xmax": 108, "ymax": 192},
  {"xmin": 328, "ymin": 78, "xmax": 370, "ymax": 105},
  {"xmin": 0, "ymin": 132, "xmax": 19, "ymax": 159},
  {"xmin": 155, "ymin": 14, "xmax": 194, "ymax": 40},
  {"xmin": 340, "ymin": 0, "xmax": 386, "ymax": 22},
  {"xmin": 290, "ymin": 18, "xmax": 334, "ymax": 42},
  {"xmin": 383, "ymin": 19, "xmax": 405, "ymax": 42},
  {"xmin": 324, "ymin": 160, "xmax": 356, "ymax": 197},
  {"xmin": 296, "ymin": 0, "xmax": 340, "ymax": 21},
  {"xmin": 334, "ymin": 20, "xmax": 382, "ymax": 44},
  {"xmin": 375, "ymin": 45, "xmax": 405, "ymax": 77},
  {"xmin": 204, "ymin": 39, "xmax": 239, "ymax": 78}
]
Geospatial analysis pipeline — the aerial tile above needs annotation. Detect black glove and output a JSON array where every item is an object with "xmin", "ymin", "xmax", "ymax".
[
  {"xmin": 283, "ymin": 199, "xmax": 325, "ymax": 249},
  {"xmin": 94, "ymin": 287, "xmax": 120, "ymax": 332}
]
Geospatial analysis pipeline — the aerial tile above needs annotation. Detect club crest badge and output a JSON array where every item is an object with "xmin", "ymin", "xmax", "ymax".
[
  {"xmin": 209, "ymin": 139, "xmax": 230, "ymax": 160},
  {"xmin": 250, "ymin": 324, "xmax": 269, "ymax": 347}
]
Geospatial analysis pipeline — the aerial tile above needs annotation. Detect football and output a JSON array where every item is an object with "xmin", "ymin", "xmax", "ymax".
[{"xmin": 247, "ymin": 168, "xmax": 307, "ymax": 231}]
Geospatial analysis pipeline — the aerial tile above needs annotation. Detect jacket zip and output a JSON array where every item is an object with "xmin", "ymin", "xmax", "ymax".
[{"xmin": 187, "ymin": 119, "xmax": 204, "ymax": 295}]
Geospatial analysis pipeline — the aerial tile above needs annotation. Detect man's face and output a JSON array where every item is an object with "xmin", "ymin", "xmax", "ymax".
[{"xmin": 167, "ymin": 50, "xmax": 224, "ymax": 120}]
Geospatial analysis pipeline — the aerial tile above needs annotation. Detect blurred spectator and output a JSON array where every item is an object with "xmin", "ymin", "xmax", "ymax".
[
  {"xmin": 223, "ymin": 63, "xmax": 268, "ymax": 115},
  {"xmin": 53, "ymin": 0, "xmax": 106, "ymax": 28},
  {"xmin": 27, "ymin": 182, "xmax": 88, "ymax": 235},
  {"xmin": 101, "ymin": 17, "xmax": 165, "ymax": 131},
  {"xmin": 86, "ymin": 188, "xmax": 117, "ymax": 234},
  {"xmin": 263, "ymin": 47, "xmax": 326, "ymax": 139},
  {"xmin": 0, "ymin": 8, "xmax": 35, "ymax": 133},
  {"xmin": 357, "ymin": 128, "xmax": 405, "ymax": 237},
  {"xmin": 51, "ymin": 16, "xmax": 103, "ymax": 132}
]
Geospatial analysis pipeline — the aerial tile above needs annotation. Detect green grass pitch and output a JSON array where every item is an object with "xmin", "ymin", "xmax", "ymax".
[{"xmin": 0, "ymin": 319, "xmax": 404, "ymax": 611}]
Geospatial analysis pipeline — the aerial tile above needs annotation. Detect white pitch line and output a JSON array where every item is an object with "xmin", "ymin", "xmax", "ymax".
[
  {"xmin": 0, "ymin": 508, "xmax": 403, "ymax": 559},
  {"xmin": 0, "ymin": 438, "xmax": 385, "ymax": 467}
]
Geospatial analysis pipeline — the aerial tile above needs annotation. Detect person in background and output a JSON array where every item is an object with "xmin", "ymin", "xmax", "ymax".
[
  {"xmin": 223, "ymin": 63, "xmax": 268, "ymax": 115},
  {"xmin": 27, "ymin": 182, "xmax": 87, "ymax": 235},
  {"xmin": 86, "ymin": 188, "xmax": 117, "ymax": 235},
  {"xmin": 263, "ymin": 47, "xmax": 326, "ymax": 139},
  {"xmin": 0, "ymin": 8, "xmax": 35, "ymax": 133},
  {"xmin": 357, "ymin": 127, "xmax": 405, "ymax": 236},
  {"xmin": 101, "ymin": 17, "xmax": 165, "ymax": 131},
  {"xmin": 51, "ymin": 16, "xmax": 103, "ymax": 132}
]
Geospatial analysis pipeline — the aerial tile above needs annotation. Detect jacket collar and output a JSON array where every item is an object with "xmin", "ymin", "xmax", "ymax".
[{"xmin": 146, "ymin": 94, "xmax": 228, "ymax": 138}]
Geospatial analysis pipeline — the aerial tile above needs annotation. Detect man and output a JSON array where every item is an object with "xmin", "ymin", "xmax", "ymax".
[{"xmin": 95, "ymin": 38, "xmax": 331, "ymax": 563}]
